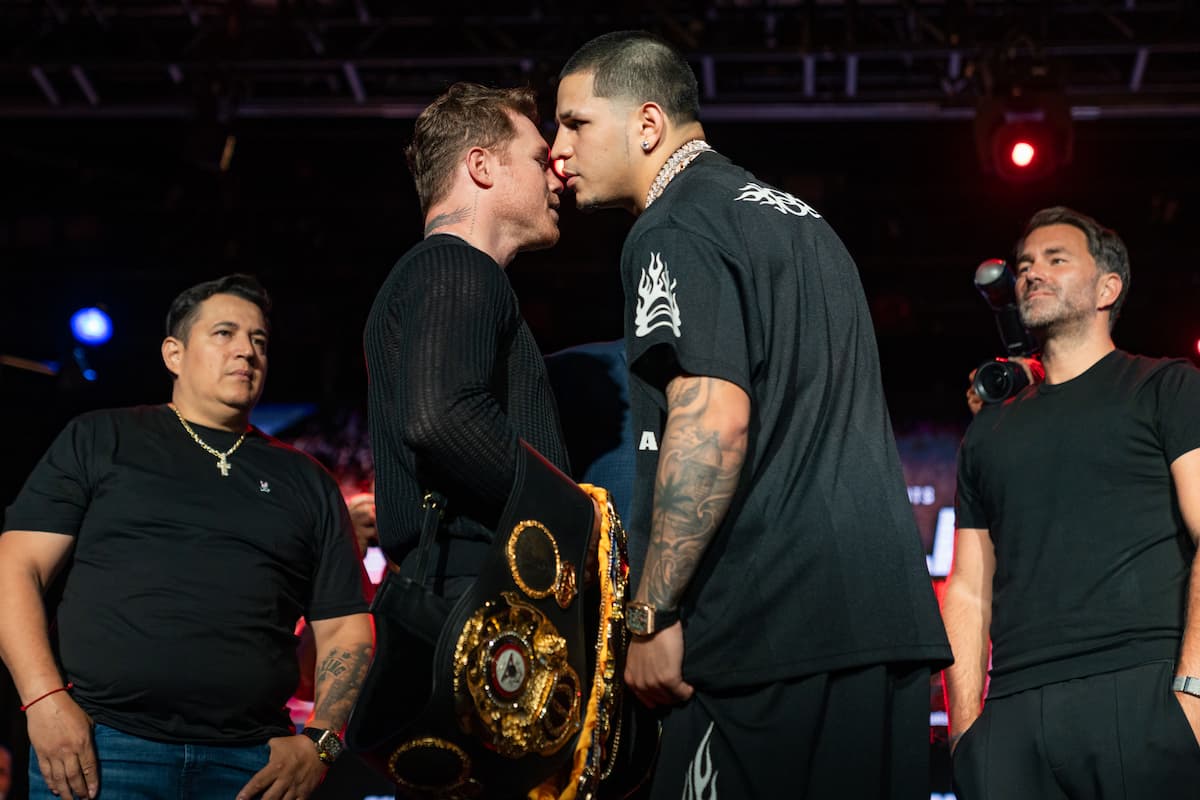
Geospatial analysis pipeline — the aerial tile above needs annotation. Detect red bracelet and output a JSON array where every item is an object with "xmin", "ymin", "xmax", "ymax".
[{"xmin": 20, "ymin": 683, "xmax": 74, "ymax": 712}]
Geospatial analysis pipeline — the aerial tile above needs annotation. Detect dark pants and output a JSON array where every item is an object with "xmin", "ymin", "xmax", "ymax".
[
  {"xmin": 28, "ymin": 723, "xmax": 270, "ymax": 800},
  {"xmin": 648, "ymin": 662, "xmax": 932, "ymax": 800},
  {"xmin": 953, "ymin": 660, "xmax": 1200, "ymax": 799}
]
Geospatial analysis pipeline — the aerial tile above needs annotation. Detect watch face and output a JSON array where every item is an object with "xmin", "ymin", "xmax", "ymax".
[
  {"xmin": 322, "ymin": 732, "xmax": 344, "ymax": 760},
  {"xmin": 626, "ymin": 603, "xmax": 651, "ymax": 635},
  {"xmin": 306, "ymin": 728, "xmax": 343, "ymax": 763}
]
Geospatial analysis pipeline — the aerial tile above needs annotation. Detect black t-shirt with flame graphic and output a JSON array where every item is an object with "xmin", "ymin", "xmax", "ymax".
[{"xmin": 620, "ymin": 153, "xmax": 951, "ymax": 689}]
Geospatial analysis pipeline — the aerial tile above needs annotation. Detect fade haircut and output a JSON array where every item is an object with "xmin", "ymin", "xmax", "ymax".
[
  {"xmin": 560, "ymin": 31, "xmax": 700, "ymax": 123},
  {"xmin": 165, "ymin": 274, "xmax": 272, "ymax": 342},
  {"xmin": 1018, "ymin": 206, "xmax": 1132, "ymax": 329},
  {"xmin": 406, "ymin": 82, "xmax": 539, "ymax": 216}
]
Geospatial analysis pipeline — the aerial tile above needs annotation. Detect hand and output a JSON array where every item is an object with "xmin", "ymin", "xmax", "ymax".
[
  {"xmin": 236, "ymin": 734, "xmax": 327, "ymax": 800},
  {"xmin": 346, "ymin": 492, "xmax": 377, "ymax": 556},
  {"xmin": 624, "ymin": 622, "xmax": 694, "ymax": 708},
  {"xmin": 965, "ymin": 369, "xmax": 984, "ymax": 416},
  {"xmin": 1174, "ymin": 690, "xmax": 1200, "ymax": 746},
  {"xmin": 583, "ymin": 495, "xmax": 604, "ymax": 584},
  {"xmin": 27, "ymin": 692, "xmax": 98, "ymax": 800}
]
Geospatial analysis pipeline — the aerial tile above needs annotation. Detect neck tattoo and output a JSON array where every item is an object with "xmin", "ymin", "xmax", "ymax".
[
  {"xmin": 168, "ymin": 403, "xmax": 249, "ymax": 477},
  {"xmin": 645, "ymin": 139, "xmax": 714, "ymax": 209}
]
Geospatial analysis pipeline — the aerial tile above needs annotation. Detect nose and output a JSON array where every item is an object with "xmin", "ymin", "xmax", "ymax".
[
  {"xmin": 551, "ymin": 156, "xmax": 569, "ymax": 181},
  {"xmin": 546, "ymin": 166, "xmax": 564, "ymax": 194},
  {"xmin": 1018, "ymin": 263, "xmax": 1045, "ymax": 294},
  {"xmin": 234, "ymin": 332, "xmax": 259, "ymax": 360},
  {"xmin": 550, "ymin": 128, "xmax": 571, "ymax": 163}
]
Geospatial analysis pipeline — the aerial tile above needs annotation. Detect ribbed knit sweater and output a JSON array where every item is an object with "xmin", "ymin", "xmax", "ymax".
[{"xmin": 364, "ymin": 234, "xmax": 569, "ymax": 582}]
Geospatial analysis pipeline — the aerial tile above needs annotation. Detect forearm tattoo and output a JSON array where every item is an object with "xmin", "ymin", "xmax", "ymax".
[
  {"xmin": 640, "ymin": 377, "xmax": 746, "ymax": 611},
  {"xmin": 311, "ymin": 642, "xmax": 372, "ymax": 729}
]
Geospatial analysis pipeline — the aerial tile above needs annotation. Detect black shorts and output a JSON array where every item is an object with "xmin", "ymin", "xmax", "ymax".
[
  {"xmin": 952, "ymin": 660, "xmax": 1200, "ymax": 799},
  {"xmin": 647, "ymin": 662, "xmax": 932, "ymax": 800}
]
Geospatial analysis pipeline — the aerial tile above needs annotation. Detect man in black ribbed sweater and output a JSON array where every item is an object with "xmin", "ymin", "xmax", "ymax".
[{"xmin": 363, "ymin": 83, "xmax": 570, "ymax": 596}]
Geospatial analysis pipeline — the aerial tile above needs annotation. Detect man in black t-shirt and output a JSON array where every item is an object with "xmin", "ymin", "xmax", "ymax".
[
  {"xmin": 944, "ymin": 207, "xmax": 1200, "ymax": 798},
  {"xmin": 0, "ymin": 275, "xmax": 372, "ymax": 800},
  {"xmin": 552, "ymin": 31, "xmax": 951, "ymax": 799},
  {"xmin": 364, "ymin": 83, "xmax": 571, "ymax": 591}
]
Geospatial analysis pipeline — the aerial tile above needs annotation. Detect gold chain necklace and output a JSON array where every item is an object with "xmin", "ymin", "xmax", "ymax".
[
  {"xmin": 168, "ymin": 403, "xmax": 248, "ymax": 477},
  {"xmin": 645, "ymin": 139, "xmax": 714, "ymax": 209}
]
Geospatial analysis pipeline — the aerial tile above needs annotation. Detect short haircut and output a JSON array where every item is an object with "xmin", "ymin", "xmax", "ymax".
[
  {"xmin": 1018, "ymin": 206, "xmax": 1131, "ymax": 328},
  {"xmin": 560, "ymin": 31, "xmax": 700, "ymax": 123},
  {"xmin": 165, "ymin": 274, "xmax": 272, "ymax": 342},
  {"xmin": 406, "ymin": 82, "xmax": 539, "ymax": 216}
]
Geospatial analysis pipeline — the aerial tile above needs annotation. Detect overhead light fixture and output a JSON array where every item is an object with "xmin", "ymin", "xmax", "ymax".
[{"xmin": 974, "ymin": 58, "xmax": 1074, "ymax": 182}]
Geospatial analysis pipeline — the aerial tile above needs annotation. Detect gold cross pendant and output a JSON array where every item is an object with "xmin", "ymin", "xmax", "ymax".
[{"xmin": 217, "ymin": 455, "xmax": 231, "ymax": 477}]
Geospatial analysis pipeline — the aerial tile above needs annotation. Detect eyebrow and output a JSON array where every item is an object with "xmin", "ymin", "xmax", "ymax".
[
  {"xmin": 1017, "ymin": 245, "xmax": 1071, "ymax": 262},
  {"xmin": 212, "ymin": 320, "xmax": 269, "ymax": 337}
]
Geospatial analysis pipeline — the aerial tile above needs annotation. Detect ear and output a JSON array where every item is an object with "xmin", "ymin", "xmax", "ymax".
[
  {"xmin": 465, "ymin": 146, "xmax": 496, "ymax": 189},
  {"xmin": 1097, "ymin": 271, "xmax": 1123, "ymax": 311},
  {"xmin": 162, "ymin": 336, "xmax": 183, "ymax": 378},
  {"xmin": 635, "ymin": 102, "xmax": 667, "ymax": 153}
]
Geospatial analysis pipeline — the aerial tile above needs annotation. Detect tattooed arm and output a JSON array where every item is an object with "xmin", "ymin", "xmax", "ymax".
[
  {"xmin": 236, "ymin": 613, "xmax": 373, "ymax": 800},
  {"xmin": 625, "ymin": 374, "xmax": 750, "ymax": 707},
  {"xmin": 307, "ymin": 613, "xmax": 375, "ymax": 731}
]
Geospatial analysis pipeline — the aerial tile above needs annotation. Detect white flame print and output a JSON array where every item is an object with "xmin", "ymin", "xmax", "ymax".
[{"xmin": 634, "ymin": 251, "xmax": 682, "ymax": 338}]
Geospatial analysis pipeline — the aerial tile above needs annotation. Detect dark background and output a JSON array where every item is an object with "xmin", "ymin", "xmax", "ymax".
[{"xmin": 2, "ymin": 2, "xmax": 1200, "ymax": 797}]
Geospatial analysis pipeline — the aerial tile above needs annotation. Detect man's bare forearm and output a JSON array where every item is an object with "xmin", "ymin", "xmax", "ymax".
[
  {"xmin": 1176, "ymin": 560, "xmax": 1200, "ymax": 679},
  {"xmin": 636, "ymin": 376, "xmax": 748, "ymax": 611},
  {"xmin": 309, "ymin": 615, "xmax": 374, "ymax": 732},
  {"xmin": 940, "ymin": 526, "xmax": 996, "ymax": 746},
  {"xmin": 941, "ymin": 583, "xmax": 990, "ymax": 743},
  {"xmin": 0, "ymin": 534, "xmax": 73, "ymax": 701},
  {"xmin": 1170, "ymin": 452, "xmax": 1200, "ymax": 680},
  {"xmin": 0, "ymin": 571, "xmax": 62, "ymax": 700}
]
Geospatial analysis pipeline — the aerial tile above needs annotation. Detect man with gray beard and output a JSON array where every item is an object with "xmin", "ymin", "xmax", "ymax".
[{"xmin": 944, "ymin": 207, "xmax": 1200, "ymax": 798}]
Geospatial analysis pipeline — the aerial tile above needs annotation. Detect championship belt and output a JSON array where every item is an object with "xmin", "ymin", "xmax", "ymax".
[{"xmin": 345, "ymin": 440, "xmax": 657, "ymax": 799}]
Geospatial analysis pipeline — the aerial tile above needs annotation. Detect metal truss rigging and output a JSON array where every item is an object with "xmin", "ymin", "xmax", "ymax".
[{"xmin": 1, "ymin": 1, "xmax": 1199, "ymax": 119}]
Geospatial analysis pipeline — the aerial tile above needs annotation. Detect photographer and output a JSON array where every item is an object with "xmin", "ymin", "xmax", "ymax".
[{"xmin": 942, "ymin": 207, "xmax": 1200, "ymax": 798}]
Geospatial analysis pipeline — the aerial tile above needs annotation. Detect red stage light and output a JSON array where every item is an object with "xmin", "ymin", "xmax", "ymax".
[
  {"xmin": 552, "ymin": 157, "xmax": 568, "ymax": 181},
  {"xmin": 974, "ymin": 91, "xmax": 1073, "ymax": 182},
  {"xmin": 1011, "ymin": 141, "xmax": 1036, "ymax": 168}
]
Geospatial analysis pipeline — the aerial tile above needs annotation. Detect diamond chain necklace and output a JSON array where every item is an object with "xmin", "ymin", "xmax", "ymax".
[
  {"xmin": 645, "ymin": 139, "xmax": 714, "ymax": 209},
  {"xmin": 168, "ymin": 403, "xmax": 248, "ymax": 477}
]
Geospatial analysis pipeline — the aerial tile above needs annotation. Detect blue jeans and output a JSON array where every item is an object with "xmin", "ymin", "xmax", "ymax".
[{"xmin": 29, "ymin": 723, "xmax": 271, "ymax": 800}]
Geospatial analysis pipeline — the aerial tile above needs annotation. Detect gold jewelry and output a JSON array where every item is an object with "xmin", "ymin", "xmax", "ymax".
[
  {"xmin": 168, "ymin": 403, "xmax": 248, "ymax": 477},
  {"xmin": 645, "ymin": 138, "xmax": 713, "ymax": 208}
]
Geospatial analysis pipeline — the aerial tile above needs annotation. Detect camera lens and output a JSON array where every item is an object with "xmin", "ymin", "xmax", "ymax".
[{"xmin": 973, "ymin": 360, "xmax": 1030, "ymax": 404}]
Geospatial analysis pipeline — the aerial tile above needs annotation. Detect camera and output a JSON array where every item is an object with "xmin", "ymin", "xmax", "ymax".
[{"xmin": 972, "ymin": 259, "xmax": 1040, "ymax": 404}]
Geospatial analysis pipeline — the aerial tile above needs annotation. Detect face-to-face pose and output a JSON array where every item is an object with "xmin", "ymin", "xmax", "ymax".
[
  {"xmin": 494, "ymin": 111, "xmax": 564, "ymax": 252},
  {"xmin": 406, "ymin": 82, "xmax": 563, "ymax": 267},
  {"xmin": 552, "ymin": 32, "xmax": 706, "ymax": 217},
  {"xmin": 553, "ymin": 71, "xmax": 641, "ymax": 213}
]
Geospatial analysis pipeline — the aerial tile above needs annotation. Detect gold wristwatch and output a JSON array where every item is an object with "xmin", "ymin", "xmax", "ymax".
[
  {"xmin": 301, "ymin": 726, "xmax": 345, "ymax": 765},
  {"xmin": 625, "ymin": 601, "xmax": 680, "ymax": 637}
]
